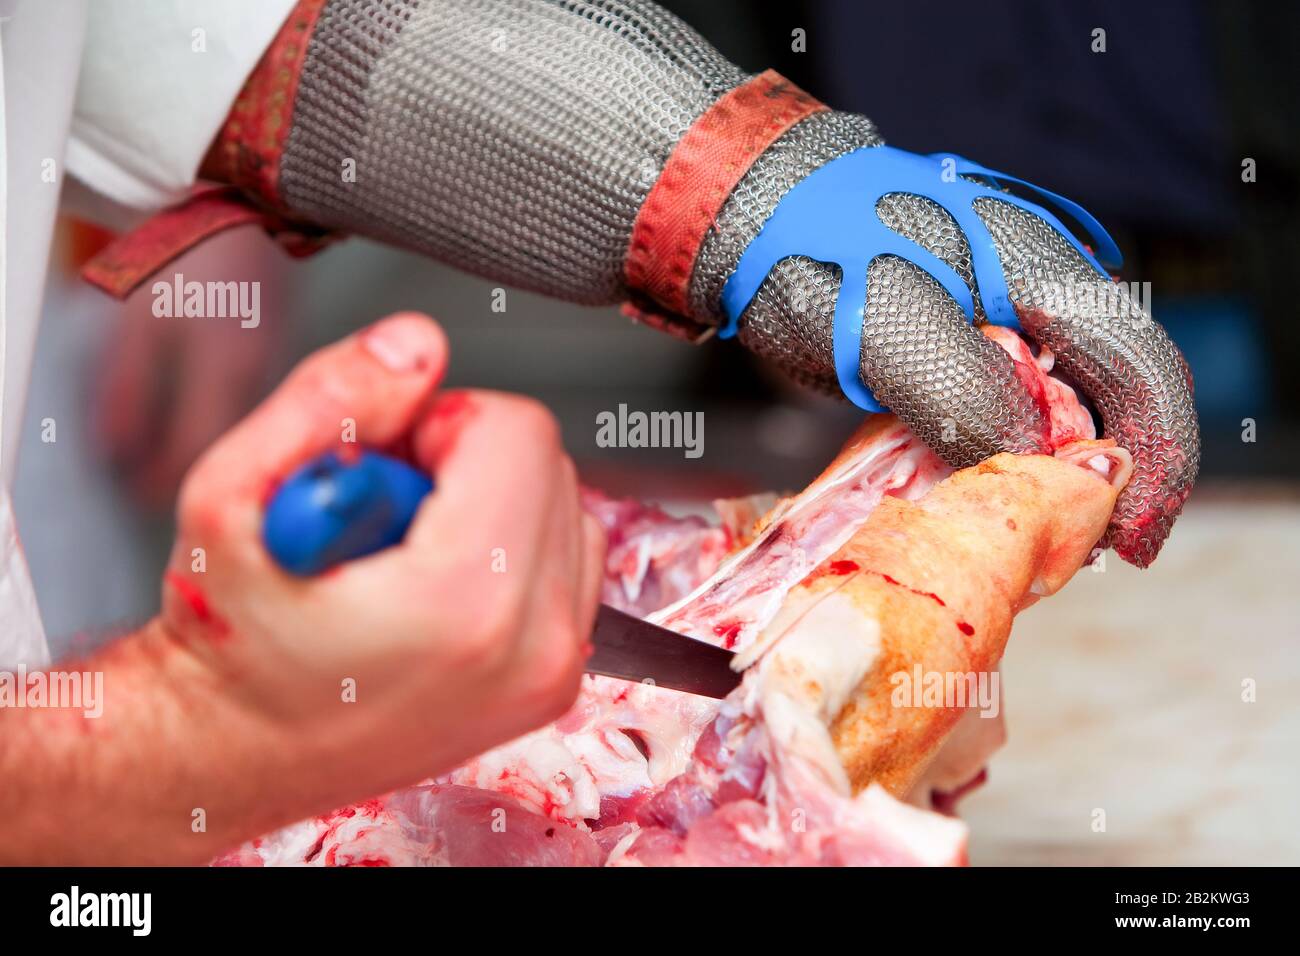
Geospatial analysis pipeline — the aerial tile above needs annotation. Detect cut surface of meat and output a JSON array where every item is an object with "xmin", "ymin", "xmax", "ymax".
[
  {"xmin": 580, "ymin": 488, "xmax": 734, "ymax": 618},
  {"xmin": 224, "ymin": 329, "xmax": 1134, "ymax": 867}
]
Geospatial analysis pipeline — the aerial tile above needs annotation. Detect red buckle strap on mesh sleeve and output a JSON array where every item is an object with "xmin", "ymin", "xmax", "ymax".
[
  {"xmin": 81, "ymin": 186, "xmax": 333, "ymax": 299},
  {"xmin": 82, "ymin": 0, "xmax": 333, "ymax": 300},
  {"xmin": 622, "ymin": 69, "xmax": 826, "ymax": 334},
  {"xmin": 200, "ymin": 0, "xmax": 327, "ymax": 209}
]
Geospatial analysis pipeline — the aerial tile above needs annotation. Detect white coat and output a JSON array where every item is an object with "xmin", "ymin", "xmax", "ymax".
[{"xmin": 0, "ymin": 0, "xmax": 295, "ymax": 667}]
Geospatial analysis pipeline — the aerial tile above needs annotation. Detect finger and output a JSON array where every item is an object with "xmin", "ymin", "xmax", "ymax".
[
  {"xmin": 324, "ymin": 447, "xmax": 587, "ymax": 749},
  {"xmin": 403, "ymin": 389, "xmax": 565, "ymax": 572},
  {"xmin": 330, "ymin": 392, "xmax": 567, "ymax": 673},
  {"xmin": 976, "ymin": 199, "xmax": 1200, "ymax": 566},
  {"xmin": 514, "ymin": 459, "xmax": 600, "ymax": 682},
  {"xmin": 730, "ymin": 253, "xmax": 1050, "ymax": 462},
  {"xmin": 181, "ymin": 312, "xmax": 448, "ymax": 535},
  {"xmin": 859, "ymin": 256, "xmax": 1052, "ymax": 463},
  {"xmin": 555, "ymin": 456, "xmax": 584, "ymax": 625}
]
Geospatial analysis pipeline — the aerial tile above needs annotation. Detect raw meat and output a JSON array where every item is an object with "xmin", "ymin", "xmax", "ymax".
[
  {"xmin": 578, "ymin": 489, "xmax": 728, "ymax": 617},
  {"xmin": 222, "ymin": 328, "xmax": 1130, "ymax": 866}
]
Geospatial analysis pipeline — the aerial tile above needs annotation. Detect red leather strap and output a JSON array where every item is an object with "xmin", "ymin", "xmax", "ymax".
[
  {"xmin": 81, "ymin": 186, "xmax": 333, "ymax": 298},
  {"xmin": 82, "ymin": 0, "xmax": 333, "ymax": 299},
  {"xmin": 623, "ymin": 69, "xmax": 826, "ymax": 327}
]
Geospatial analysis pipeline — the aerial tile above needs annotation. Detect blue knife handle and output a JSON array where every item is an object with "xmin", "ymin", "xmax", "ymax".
[{"xmin": 263, "ymin": 450, "xmax": 434, "ymax": 576}]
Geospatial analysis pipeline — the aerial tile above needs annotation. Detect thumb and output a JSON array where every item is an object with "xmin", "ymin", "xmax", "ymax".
[{"xmin": 182, "ymin": 313, "xmax": 448, "ymax": 523}]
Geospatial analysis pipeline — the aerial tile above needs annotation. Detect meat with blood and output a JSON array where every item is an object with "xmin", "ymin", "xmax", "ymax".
[{"xmin": 220, "ymin": 328, "xmax": 1128, "ymax": 867}]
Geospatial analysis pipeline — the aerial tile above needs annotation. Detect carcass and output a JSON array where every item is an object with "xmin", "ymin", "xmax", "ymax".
[{"xmin": 217, "ymin": 327, "xmax": 1130, "ymax": 866}]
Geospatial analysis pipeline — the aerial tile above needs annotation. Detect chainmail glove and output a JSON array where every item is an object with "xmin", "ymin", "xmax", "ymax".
[{"xmin": 193, "ymin": 0, "xmax": 1197, "ymax": 566}]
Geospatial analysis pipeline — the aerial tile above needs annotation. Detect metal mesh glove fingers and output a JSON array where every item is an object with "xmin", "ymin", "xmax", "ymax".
[
  {"xmin": 976, "ymin": 198, "xmax": 1200, "ymax": 566},
  {"xmin": 693, "ymin": 121, "xmax": 1198, "ymax": 564},
  {"xmin": 692, "ymin": 113, "xmax": 1052, "ymax": 463}
]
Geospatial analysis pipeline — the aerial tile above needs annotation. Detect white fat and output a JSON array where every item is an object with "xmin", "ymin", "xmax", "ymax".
[
  {"xmin": 565, "ymin": 730, "xmax": 651, "ymax": 800},
  {"xmin": 648, "ymin": 432, "xmax": 906, "ymax": 630},
  {"xmin": 748, "ymin": 589, "xmax": 883, "ymax": 796},
  {"xmin": 250, "ymin": 818, "xmax": 333, "ymax": 866},
  {"xmin": 445, "ymin": 674, "xmax": 721, "ymax": 828},
  {"xmin": 620, "ymin": 539, "xmax": 651, "ymax": 603},
  {"xmin": 735, "ymin": 817, "xmax": 789, "ymax": 854},
  {"xmin": 759, "ymin": 692, "xmax": 852, "ymax": 795},
  {"xmin": 518, "ymin": 739, "xmax": 602, "ymax": 820}
]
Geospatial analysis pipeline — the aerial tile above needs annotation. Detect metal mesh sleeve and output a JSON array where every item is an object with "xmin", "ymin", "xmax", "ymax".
[{"xmin": 278, "ymin": 0, "xmax": 745, "ymax": 304}]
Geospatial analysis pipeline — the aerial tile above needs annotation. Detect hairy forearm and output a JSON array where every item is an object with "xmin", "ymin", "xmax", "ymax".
[{"xmin": 0, "ymin": 622, "xmax": 330, "ymax": 865}]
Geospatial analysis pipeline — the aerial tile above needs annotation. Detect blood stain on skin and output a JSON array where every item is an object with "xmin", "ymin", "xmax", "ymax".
[
  {"xmin": 874, "ymin": 571, "xmax": 946, "ymax": 608},
  {"xmin": 436, "ymin": 391, "xmax": 474, "ymax": 413},
  {"xmin": 425, "ymin": 391, "xmax": 476, "ymax": 457},
  {"xmin": 956, "ymin": 621, "xmax": 975, "ymax": 636},
  {"xmin": 164, "ymin": 570, "xmax": 230, "ymax": 638},
  {"xmin": 259, "ymin": 475, "xmax": 283, "ymax": 509}
]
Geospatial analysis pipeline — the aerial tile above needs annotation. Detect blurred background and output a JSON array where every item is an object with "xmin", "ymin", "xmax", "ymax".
[{"xmin": 15, "ymin": 0, "xmax": 1298, "ymax": 862}]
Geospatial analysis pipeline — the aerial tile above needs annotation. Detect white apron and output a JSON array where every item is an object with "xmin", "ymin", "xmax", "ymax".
[
  {"xmin": 0, "ymin": 0, "xmax": 292, "ymax": 667},
  {"xmin": 0, "ymin": 0, "xmax": 87, "ymax": 668}
]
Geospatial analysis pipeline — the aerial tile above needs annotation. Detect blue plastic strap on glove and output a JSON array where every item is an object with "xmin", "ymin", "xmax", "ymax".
[{"xmin": 719, "ymin": 145, "xmax": 1122, "ymax": 412}]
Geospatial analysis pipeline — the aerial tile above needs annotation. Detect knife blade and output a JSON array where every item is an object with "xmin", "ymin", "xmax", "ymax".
[{"xmin": 588, "ymin": 604, "xmax": 741, "ymax": 699}]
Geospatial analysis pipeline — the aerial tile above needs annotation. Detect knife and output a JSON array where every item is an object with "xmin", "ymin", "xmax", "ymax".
[
  {"xmin": 263, "ymin": 450, "xmax": 742, "ymax": 699},
  {"xmin": 586, "ymin": 604, "xmax": 740, "ymax": 698}
]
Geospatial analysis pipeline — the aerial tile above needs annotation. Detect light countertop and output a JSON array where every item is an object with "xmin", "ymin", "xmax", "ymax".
[{"xmin": 964, "ymin": 489, "xmax": 1300, "ymax": 865}]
